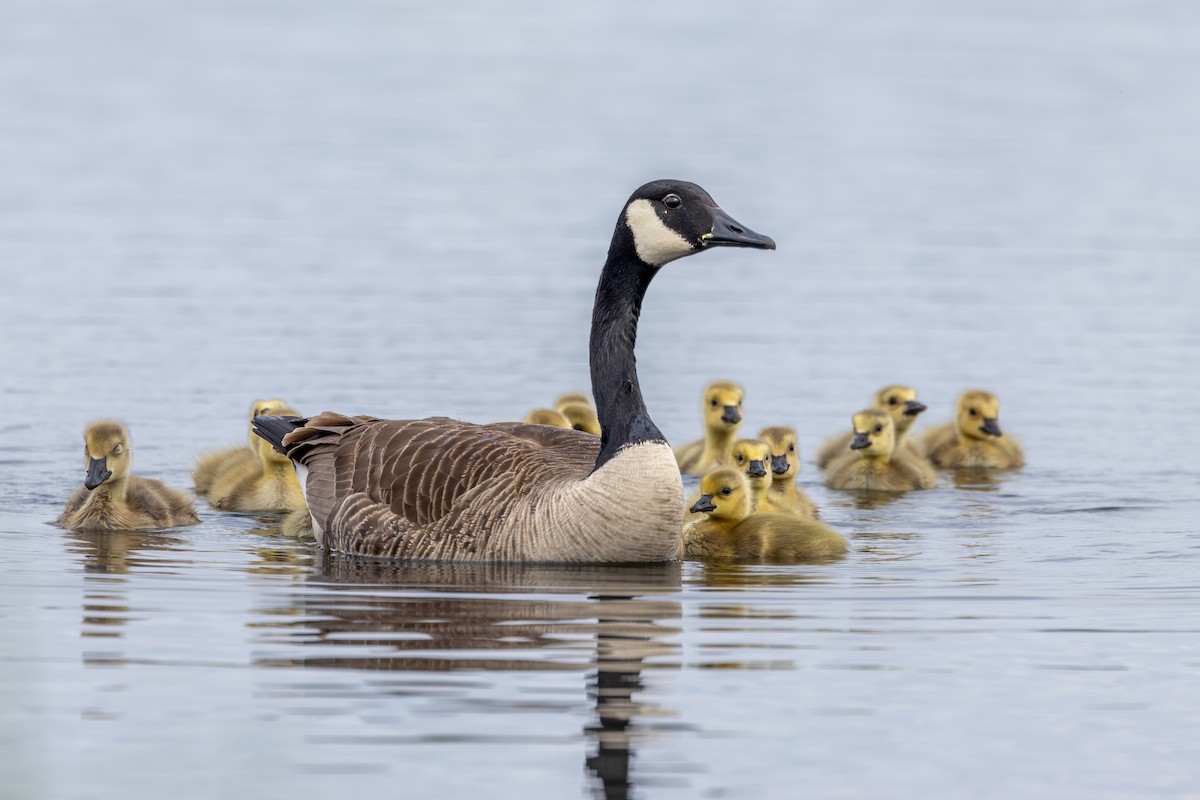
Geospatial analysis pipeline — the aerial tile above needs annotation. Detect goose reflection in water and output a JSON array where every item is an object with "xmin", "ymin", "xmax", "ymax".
[{"xmin": 257, "ymin": 555, "xmax": 682, "ymax": 800}]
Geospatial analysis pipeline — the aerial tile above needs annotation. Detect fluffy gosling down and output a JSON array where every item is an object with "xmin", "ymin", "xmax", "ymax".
[
  {"xmin": 194, "ymin": 398, "xmax": 293, "ymax": 495},
  {"xmin": 684, "ymin": 438, "xmax": 773, "ymax": 522},
  {"xmin": 521, "ymin": 392, "xmax": 601, "ymax": 435},
  {"xmin": 682, "ymin": 468, "xmax": 847, "ymax": 562},
  {"xmin": 758, "ymin": 426, "xmax": 819, "ymax": 518},
  {"xmin": 523, "ymin": 408, "xmax": 572, "ymax": 428},
  {"xmin": 816, "ymin": 385, "xmax": 927, "ymax": 469},
  {"xmin": 58, "ymin": 420, "xmax": 199, "ymax": 531},
  {"xmin": 918, "ymin": 389, "xmax": 1024, "ymax": 469},
  {"xmin": 825, "ymin": 409, "xmax": 937, "ymax": 491},
  {"xmin": 674, "ymin": 380, "xmax": 745, "ymax": 475},
  {"xmin": 208, "ymin": 402, "xmax": 306, "ymax": 514}
]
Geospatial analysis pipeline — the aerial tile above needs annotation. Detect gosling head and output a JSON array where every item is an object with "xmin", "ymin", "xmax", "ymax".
[
  {"xmin": 955, "ymin": 389, "xmax": 1003, "ymax": 440},
  {"xmin": 848, "ymin": 409, "xmax": 896, "ymax": 460},
  {"xmin": 553, "ymin": 392, "xmax": 592, "ymax": 411},
  {"xmin": 249, "ymin": 400, "xmax": 299, "ymax": 456},
  {"xmin": 81, "ymin": 420, "xmax": 132, "ymax": 490},
  {"xmin": 874, "ymin": 385, "xmax": 927, "ymax": 436},
  {"xmin": 758, "ymin": 426, "xmax": 799, "ymax": 480},
  {"xmin": 559, "ymin": 402, "xmax": 601, "ymax": 436},
  {"xmin": 689, "ymin": 467, "xmax": 752, "ymax": 522},
  {"xmin": 730, "ymin": 438, "xmax": 772, "ymax": 490},
  {"xmin": 620, "ymin": 180, "xmax": 775, "ymax": 269},
  {"xmin": 524, "ymin": 408, "xmax": 571, "ymax": 428},
  {"xmin": 700, "ymin": 380, "xmax": 745, "ymax": 433}
]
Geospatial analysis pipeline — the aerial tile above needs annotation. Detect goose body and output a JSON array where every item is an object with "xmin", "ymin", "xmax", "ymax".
[
  {"xmin": 683, "ymin": 468, "xmax": 847, "ymax": 562},
  {"xmin": 816, "ymin": 385, "xmax": 927, "ymax": 470},
  {"xmin": 758, "ymin": 426, "xmax": 819, "ymax": 518},
  {"xmin": 919, "ymin": 389, "xmax": 1023, "ymax": 469},
  {"xmin": 58, "ymin": 420, "xmax": 199, "ymax": 531},
  {"xmin": 825, "ymin": 409, "xmax": 937, "ymax": 491},
  {"xmin": 673, "ymin": 380, "xmax": 745, "ymax": 475},
  {"xmin": 255, "ymin": 180, "xmax": 775, "ymax": 562}
]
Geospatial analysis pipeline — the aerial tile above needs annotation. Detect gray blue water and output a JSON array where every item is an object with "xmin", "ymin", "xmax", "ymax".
[{"xmin": 2, "ymin": 1, "xmax": 1199, "ymax": 797}]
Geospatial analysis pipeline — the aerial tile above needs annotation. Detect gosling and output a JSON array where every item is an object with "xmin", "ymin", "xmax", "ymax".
[
  {"xmin": 208, "ymin": 404, "xmax": 306, "ymax": 513},
  {"xmin": 918, "ymin": 389, "xmax": 1024, "ymax": 469},
  {"xmin": 758, "ymin": 426, "xmax": 819, "ymax": 518},
  {"xmin": 523, "ymin": 408, "xmax": 572, "ymax": 428},
  {"xmin": 674, "ymin": 380, "xmax": 745, "ymax": 475},
  {"xmin": 825, "ymin": 410, "xmax": 937, "ymax": 491},
  {"xmin": 194, "ymin": 398, "xmax": 292, "ymax": 495},
  {"xmin": 682, "ymin": 468, "xmax": 847, "ymax": 562},
  {"xmin": 58, "ymin": 420, "xmax": 199, "ymax": 531},
  {"xmin": 816, "ymin": 385, "xmax": 927, "ymax": 469},
  {"xmin": 683, "ymin": 438, "xmax": 773, "ymax": 522}
]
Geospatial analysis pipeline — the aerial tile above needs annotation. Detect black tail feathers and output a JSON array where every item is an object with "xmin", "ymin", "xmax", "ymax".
[{"xmin": 252, "ymin": 415, "xmax": 304, "ymax": 456}]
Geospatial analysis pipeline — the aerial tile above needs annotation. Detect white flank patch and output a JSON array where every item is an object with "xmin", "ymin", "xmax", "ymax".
[
  {"xmin": 292, "ymin": 463, "xmax": 324, "ymax": 543},
  {"xmin": 624, "ymin": 199, "xmax": 693, "ymax": 266}
]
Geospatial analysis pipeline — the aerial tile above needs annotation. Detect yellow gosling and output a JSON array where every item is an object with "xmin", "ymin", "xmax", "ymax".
[
  {"xmin": 58, "ymin": 420, "xmax": 199, "ymax": 531},
  {"xmin": 194, "ymin": 398, "xmax": 293, "ymax": 495},
  {"xmin": 553, "ymin": 392, "xmax": 593, "ymax": 411},
  {"xmin": 673, "ymin": 380, "xmax": 745, "ymax": 475},
  {"xmin": 683, "ymin": 438, "xmax": 772, "ymax": 523},
  {"xmin": 816, "ymin": 385, "xmax": 927, "ymax": 469},
  {"xmin": 757, "ymin": 426, "xmax": 819, "ymax": 518},
  {"xmin": 918, "ymin": 389, "xmax": 1024, "ymax": 469},
  {"xmin": 825, "ymin": 409, "xmax": 937, "ymax": 491},
  {"xmin": 682, "ymin": 468, "xmax": 848, "ymax": 562},
  {"xmin": 523, "ymin": 408, "xmax": 572, "ymax": 428},
  {"xmin": 209, "ymin": 405, "xmax": 306, "ymax": 513},
  {"xmin": 558, "ymin": 402, "xmax": 601, "ymax": 436}
]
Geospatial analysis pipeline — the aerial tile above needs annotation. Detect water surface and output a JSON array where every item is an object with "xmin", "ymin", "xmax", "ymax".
[{"xmin": 2, "ymin": 1, "xmax": 1199, "ymax": 798}]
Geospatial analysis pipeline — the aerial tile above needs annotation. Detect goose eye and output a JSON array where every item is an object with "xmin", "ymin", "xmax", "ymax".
[
  {"xmin": 663, "ymin": 193, "xmax": 682, "ymax": 209},
  {"xmin": 113, "ymin": 444, "xmax": 123, "ymax": 454},
  {"xmin": 968, "ymin": 408, "xmax": 978, "ymax": 417},
  {"xmin": 887, "ymin": 397, "xmax": 897, "ymax": 405},
  {"xmin": 874, "ymin": 425, "xmax": 883, "ymax": 433},
  {"xmin": 710, "ymin": 399, "xmax": 718, "ymax": 408},
  {"xmin": 736, "ymin": 454, "xmax": 745, "ymax": 462},
  {"xmin": 721, "ymin": 486, "xmax": 732, "ymax": 496},
  {"xmin": 788, "ymin": 444, "xmax": 795, "ymax": 452}
]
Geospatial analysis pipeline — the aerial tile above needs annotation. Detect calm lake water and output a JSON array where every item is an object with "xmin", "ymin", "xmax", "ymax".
[{"xmin": 2, "ymin": 1, "xmax": 1199, "ymax": 798}]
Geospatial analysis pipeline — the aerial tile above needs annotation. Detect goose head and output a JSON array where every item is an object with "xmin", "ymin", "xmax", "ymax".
[
  {"xmin": 523, "ymin": 408, "xmax": 571, "ymax": 428},
  {"xmin": 848, "ymin": 409, "xmax": 896, "ymax": 460},
  {"xmin": 874, "ymin": 385, "xmax": 926, "ymax": 437},
  {"xmin": 689, "ymin": 467, "xmax": 752, "ymax": 522},
  {"xmin": 700, "ymin": 380, "xmax": 745, "ymax": 435},
  {"xmin": 81, "ymin": 420, "xmax": 132, "ymax": 490},
  {"xmin": 620, "ymin": 180, "xmax": 775, "ymax": 268},
  {"xmin": 955, "ymin": 389, "xmax": 1003, "ymax": 440},
  {"xmin": 558, "ymin": 402, "xmax": 601, "ymax": 436},
  {"xmin": 730, "ymin": 438, "xmax": 772, "ymax": 492},
  {"xmin": 758, "ymin": 426, "xmax": 800, "ymax": 480}
]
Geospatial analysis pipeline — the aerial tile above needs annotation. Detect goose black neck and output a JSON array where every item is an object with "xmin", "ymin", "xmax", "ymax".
[{"xmin": 589, "ymin": 227, "xmax": 666, "ymax": 471}]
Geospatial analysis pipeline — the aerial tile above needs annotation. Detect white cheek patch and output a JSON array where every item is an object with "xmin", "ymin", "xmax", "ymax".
[{"xmin": 624, "ymin": 199, "xmax": 694, "ymax": 266}]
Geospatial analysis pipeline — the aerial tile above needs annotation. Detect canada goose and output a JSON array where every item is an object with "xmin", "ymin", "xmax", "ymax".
[
  {"xmin": 208, "ymin": 417, "xmax": 307, "ymax": 513},
  {"xmin": 825, "ymin": 409, "xmax": 937, "ymax": 491},
  {"xmin": 253, "ymin": 180, "xmax": 775, "ymax": 561},
  {"xmin": 673, "ymin": 380, "xmax": 745, "ymax": 475},
  {"xmin": 682, "ymin": 469, "xmax": 847, "ymax": 562},
  {"xmin": 682, "ymin": 438, "xmax": 772, "ymax": 522},
  {"xmin": 757, "ymin": 425, "xmax": 819, "ymax": 518},
  {"xmin": 918, "ymin": 389, "xmax": 1024, "ymax": 469},
  {"xmin": 816, "ymin": 385, "xmax": 927, "ymax": 469},
  {"xmin": 559, "ymin": 402, "xmax": 602, "ymax": 436},
  {"xmin": 58, "ymin": 420, "xmax": 199, "ymax": 531},
  {"xmin": 523, "ymin": 408, "xmax": 572, "ymax": 428},
  {"xmin": 194, "ymin": 398, "xmax": 293, "ymax": 494}
]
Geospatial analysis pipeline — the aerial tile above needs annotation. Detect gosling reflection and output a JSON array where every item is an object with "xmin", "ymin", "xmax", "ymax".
[
  {"xmin": 62, "ymin": 529, "xmax": 185, "ymax": 667},
  {"xmin": 258, "ymin": 555, "xmax": 681, "ymax": 800},
  {"xmin": 952, "ymin": 469, "xmax": 1007, "ymax": 491}
]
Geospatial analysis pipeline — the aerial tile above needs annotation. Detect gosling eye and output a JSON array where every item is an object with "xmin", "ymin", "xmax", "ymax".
[
  {"xmin": 968, "ymin": 408, "xmax": 978, "ymax": 417},
  {"xmin": 721, "ymin": 486, "xmax": 732, "ymax": 496},
  {"xmin": 112, "ymin": 443, "xmax": 123, "ymax": 455},
  {"xmin": 710, "ymin": 398, "xmax": 718, "ymax": 408},
  {"xmin": 736, "ymin": 454, "xmax": 745, "ymax": 462},
  {"xmin": 874, "ymin": 425, "xmax": 883, "ymax": 433},
  {"xmin": 887, "ymin": 397, "xmax": 898, "ymax": 405},
  {"xmin": 788, "ymin": 444, "xmax": 795, "ymax": 452},
  {"xmin": 663, "ymin": 193, "xmax": 682, "ymax": 209}
]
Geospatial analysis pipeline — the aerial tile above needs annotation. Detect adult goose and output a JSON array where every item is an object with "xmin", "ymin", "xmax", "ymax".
[{"xmin": 254, "ymin": 180, "xmax": 775, "ymax": 562}]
